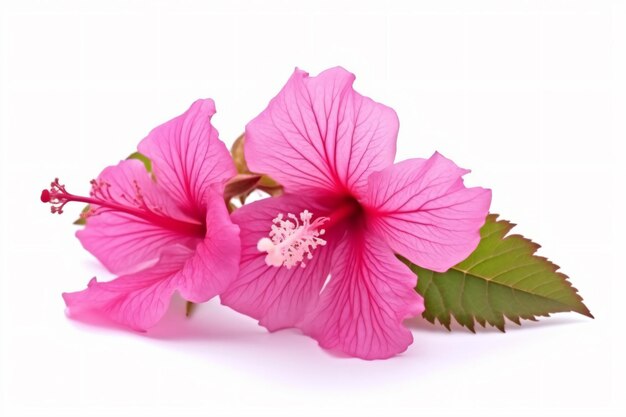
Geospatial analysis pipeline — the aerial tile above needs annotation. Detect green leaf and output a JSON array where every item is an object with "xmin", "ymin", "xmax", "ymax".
[
  {"xmin": 402, "ymin": 214, "xmax": 593, "ymax": 332},
  {"xmin": 127, "ymin": 151, "xmax": 152, "ymax": 173},
  {"xmin": 73, "ymin": 204, "xmax": 91, "ymax": 225},
  {"xmin": 185, "ymin": 301, "xmax": 196, "ymax": 317},
  {"xmin": 230, "ymin": 134, "xmax": 282, "ymax": 199},
  {"xmin": 224, "ymin": 173, "xmax": 262, "ymax": 203}
]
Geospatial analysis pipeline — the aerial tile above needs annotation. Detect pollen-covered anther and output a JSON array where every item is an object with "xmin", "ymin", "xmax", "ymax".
[
  {"xmin": 257, "ymin": 210, "xmax": 329, "ymax": 269},
  {"xmin": 89, "ymin": 179, "xmax": 112, "ymax": 200}
]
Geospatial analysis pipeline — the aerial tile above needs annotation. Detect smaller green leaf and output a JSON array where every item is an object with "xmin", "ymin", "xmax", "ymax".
[
  {"xmin": 230, "ymin": 134, "xmax": 282, "ymax": 198},
  {"xmin": 186, "ymin": 301, "xmax": 196, "ymax": 317},
  {"xmin": 224, "ymin": 173, "xmax": 262, "ymax": 203},
  {"xmin": 127, "ymin": 151, "xmax": 152, "ymax": 173},
  {"xmin": 402, "ymin": 214, "xmax": 593, "ymax": 332},
  {"xmin": 73, "ymin": 204, "xmax": 91, "ymax": 225},
  {"xmin": 231, "ymin": 134, "xmax": 248, "ymax": 176}
]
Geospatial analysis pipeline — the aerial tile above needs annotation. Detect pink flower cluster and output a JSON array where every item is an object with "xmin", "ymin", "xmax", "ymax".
[{"xmin": 41, "ymin": 67, "xmax": 491, "ymax": 359}]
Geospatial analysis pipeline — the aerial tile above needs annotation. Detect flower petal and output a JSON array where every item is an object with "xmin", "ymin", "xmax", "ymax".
[
  {"xmin": 77, "ymin": 159, "xmax": 200, "ymax": 274},
  {"xmin": 301, "ymin": 232, "xmax": 424, "ymax": 360},
  {"xmin": 245, "ymin": 67, "xmax": 398, "ymax": 198},
  {"xmin": 138, "ymin": 99, "xmax": 236, "ymax": 219},
  {"xmin": 63, "ymin": 245, "xmax": 192, "ymax": 331},
  {"xmin": 177, "ymin": 185, "xmax": 241, "ymax": 303},
  {"xmin": 67, "ymin": 188, "xmax": 239, "ymax": 331},
  {"xmin": 221, "ymin": 195, "xmax": 339, "ymax": 331},
  {"xmin": 365, "ymin": 152, "xmax": 492, "ymax": 272}
]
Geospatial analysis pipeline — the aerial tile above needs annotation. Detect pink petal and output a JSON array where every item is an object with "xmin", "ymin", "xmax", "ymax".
[
  {"xmin": 365, "ymin": 152, "xmax": 492, "ymax": 272},
  {"xmin": 138, "ymin": 99, "xmax": 236, "ymax": 219},
  {"xmin": 177, "ymin": 185, "xmax": 241, "ymax": 303},
  {"xmin": 245, "ymin": 67, "xmax": 398, "ymax": 198},
  {"xmin": 67, "ymin": 188, "xmax": 240, "ymax": 331},
  {"xmin": 301, "ymin": 232, "xmax": 424, "ymax": 360},
  {"xmin": 221, "ymin": 195, "xmax": 339, "ymax": 331},
  {"xmin": 77, "ymin": 159, "xmax": 200, "ymax": 274},
  {"xmin": 63, "ymin": 246, "xmax": 192, "ymax": 331}
]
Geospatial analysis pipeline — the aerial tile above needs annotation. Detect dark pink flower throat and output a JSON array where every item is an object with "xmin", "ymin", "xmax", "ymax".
[
  {"xmin": 324, "ymin": 196, "xmax": 363, "ymax": 231},
  {"xmin": 40, "ymin": 178, "xmax": 206, "ymax": 238}
]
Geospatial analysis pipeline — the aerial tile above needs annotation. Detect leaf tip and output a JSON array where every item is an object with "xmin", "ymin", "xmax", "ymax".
[{"xmin": 578, "ymin": 306, "xmax": 594, "ymax": 319}]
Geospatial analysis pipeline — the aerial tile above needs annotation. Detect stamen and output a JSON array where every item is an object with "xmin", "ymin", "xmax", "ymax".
[
  {"xmin": 257, "ymin": 210, "xmax": 328, "ymax": 269},
  {"xmin": 40, "ymin": 177, "xmax": 206, "ymax": 237},
  {"xmin": 42, "ymin": 178, "xmax": 72, "ymax": 214}
]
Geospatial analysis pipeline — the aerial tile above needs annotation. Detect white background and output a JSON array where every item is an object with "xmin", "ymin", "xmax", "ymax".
[{"xmin": 1, "ymin": 0, "xmax": 625, "ymax": 416}]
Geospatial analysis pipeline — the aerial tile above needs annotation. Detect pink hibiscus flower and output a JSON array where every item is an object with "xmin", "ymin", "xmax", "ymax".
[
  {"xmin": 41, "ymin": 99, "xmax": 240, "ymax": 331},
  {"xmin": 221, "ymin": 68, "xmax": 492, "ymax": 359}
]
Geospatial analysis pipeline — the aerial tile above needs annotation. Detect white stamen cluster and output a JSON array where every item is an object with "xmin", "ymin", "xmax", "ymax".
[{"xmin": 257, "ymin": 210, "xmax": 329, "ymax": 269}]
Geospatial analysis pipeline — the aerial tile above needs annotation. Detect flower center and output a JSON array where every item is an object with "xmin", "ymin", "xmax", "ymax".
[
  {"xmin": 257, "ymin": 199, "xmax": 361, "ymax": 269},
  {"xmin": 257, "ymin": 210, "xmax": 329, "ymax": 269},
  {"xmin": 40, "ymin": 178, "xmax": 206, "ymax": 238}
]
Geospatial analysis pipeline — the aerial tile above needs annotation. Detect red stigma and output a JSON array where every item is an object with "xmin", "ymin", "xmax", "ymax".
[
  {"xmin": 41, "ymin": 178, "xmax": 72, "ymax": 214},
  {"xmin": 40, "ymin": 189, "xmax": 51, "ymax": 203}
]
